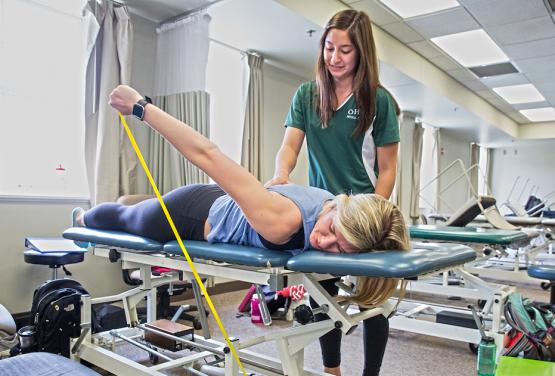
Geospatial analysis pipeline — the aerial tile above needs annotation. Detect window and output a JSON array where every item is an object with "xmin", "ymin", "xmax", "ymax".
[
  {"xmin": 205, "ymin": 40, "xmax": 246, "ymax": 164},
  {"xmin": 0, "ymin": 0, "xmax": 89, "ymax": 198}
]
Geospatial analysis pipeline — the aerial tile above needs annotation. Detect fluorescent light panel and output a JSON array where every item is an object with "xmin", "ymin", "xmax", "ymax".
[
  {"xmin": 519, "ymin": 108, "xmax": 555, "ymax": 122},
  {"xmin": 493, "ymin": 84, "xmax": 545, "ymax": 104},
  {"xmin": 380, "ymin": 0, "xmax": 459, "ymax": 18},
  {"xmin": 431, "ymin": 29, "xmax": 509, "ymax": 67}
]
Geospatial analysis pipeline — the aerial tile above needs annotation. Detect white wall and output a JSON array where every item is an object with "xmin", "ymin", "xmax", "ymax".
[
  {"xmin": 437, "ymin": 130, "xmax": 472, "ymax": 214},
  {"xmin": 0, "ymin": 13, "xmax": 157, "ymax": 314},
  {"xmin": 0, "ymin": 200, "xmax": 128, "ymax": 313},
  {"xmin": 262, "ymin": 63, "xmax": 309, "ymax": 185},
  {"xmin": 490, "ymin": 139, "xmax": 555, "ymax": 211}
]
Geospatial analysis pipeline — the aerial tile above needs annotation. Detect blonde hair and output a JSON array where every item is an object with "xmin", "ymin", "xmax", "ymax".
[
  {"xmin": 332, "ymin": 194, "xmax": 410, "ymax": 306},
  {"xmin": 315, "ymin": 10, "xmax": 400, "ymax": 136}
]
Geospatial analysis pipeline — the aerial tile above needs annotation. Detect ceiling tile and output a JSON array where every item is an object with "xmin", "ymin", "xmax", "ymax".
[
  {"xmin": 514, "ymin": 55, "xmax": 555, "ymax": 74},
  {"xmin": 381, "ymin": 22, "xmax": 423, "ymax": 43},
  {"xmin": 512, "ymin": 101, "xmax": 551, "ymax": 111},
  {"xmin": 538, "ymin": 89, "xmax": 555, "ymax": 105},
  {"xmin": 458, "ymin": 0, "xmax": 549, "ymax": 27},
  {"xmin": 526, "ymin": 71, "xmax": 555, "ymax": 85},
  {"xmin": 447, "ymin": 68, "xmax": 478, "ymax": 82},
  {"xmin": 476, "ymin": 90, "xmax": 498, "ymax": 101},
  {"xmin": 406, "ymin": 7, "xmax": 479, "ymax": 39},
  {"xmin": 429, "ymin": 55, "xmax": 460, "ymax": 71},
  {"xmin": 488, "ymin": 17, "xmax": 555, "ymax": 46},
  {"xmin": 351, "ymin": 0, "xmax": 400, "ymax": 26},
  {"xmin": 406, "ymin": 40, "xmax": 444, "ymax": 59},
  {"xmin": 532, "ymin": 81, "xmax": 555, "ymax": 93},
  {"xmin": 480, "ymin": 73, "xmax": 529, "ymax": 88},
  {"xmin": 503, "ymin": 37, "xmax": 555, "ymax": 60}
]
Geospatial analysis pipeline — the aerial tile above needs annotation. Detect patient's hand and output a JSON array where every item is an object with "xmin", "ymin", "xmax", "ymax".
[
  {"xmin": 109, "ymin": 85, "xmax": 142, "ymax": 115},
  {"xmin": 117, "ymin": 194, "xmax": 155, "ymax": 206}
]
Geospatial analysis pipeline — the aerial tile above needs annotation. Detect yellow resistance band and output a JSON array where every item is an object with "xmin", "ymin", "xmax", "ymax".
[{"xmin": 118, "ymin": 113, "xmax": 247, "ymax": 375}]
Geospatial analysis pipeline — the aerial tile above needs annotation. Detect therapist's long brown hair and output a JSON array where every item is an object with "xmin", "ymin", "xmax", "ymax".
[{"xmin": 315, "ymin": 9, "xmax": 399, "ymax": 137}]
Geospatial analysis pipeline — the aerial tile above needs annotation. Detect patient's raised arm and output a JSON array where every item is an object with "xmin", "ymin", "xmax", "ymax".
[{"xmin": 109, "ymin": 85, "xmax": 301, "ymax": 243}]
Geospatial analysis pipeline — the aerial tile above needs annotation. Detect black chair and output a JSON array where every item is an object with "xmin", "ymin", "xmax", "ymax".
[{"xmin": 24, "ymin": 250, "xmax": 84, "ymax": 279}]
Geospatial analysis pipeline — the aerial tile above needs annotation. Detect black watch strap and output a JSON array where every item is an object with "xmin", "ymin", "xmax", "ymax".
[{"xmin": 133, "ymin": 96, "xmax": 152, "ymax": 121}]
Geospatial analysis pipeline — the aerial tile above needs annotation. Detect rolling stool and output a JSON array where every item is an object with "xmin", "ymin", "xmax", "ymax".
[
  {"xmin": 24, "ymin": 250, "xmax": 84, "ymax": 279},
  {"xmin": 528, "ymin": 265, "xmax": 555, "ymax": 304}
]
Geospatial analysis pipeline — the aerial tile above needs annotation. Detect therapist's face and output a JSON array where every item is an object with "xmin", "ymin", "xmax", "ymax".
[
  {"xmin": 310, "ymin": 209, "xmax": 357, "ymax": 253},
  {"xmin": 323, "ymin": 28, "xmax": 358, "ymax": 83}
]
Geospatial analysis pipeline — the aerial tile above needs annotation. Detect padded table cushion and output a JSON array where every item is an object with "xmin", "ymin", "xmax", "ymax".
[
  {"xmin": 61, "ymin": 228, "xmax": 477, "ymax": 277},
  {"xmin": 528, "ymin": 265, "xmax": 555, "ymax": 281},
  {"xmin": 24, "ymin": 249, "xmax": 84, "ymax": 266},
  {"xmin": 286, "ymin": 242, "xmax": 476, "ymax": 278},
  {"xmin": 164, "ymin": 240, "xmax": 293, "ymax": 268},
  {"xmin": 409, "ymin": 225, "xmax": 529, "ymax": 245},
  {"xmin": 0, "ymin": 352, "xmax": 100, "ymax": 375},
  {"xmin": 63, "ymin": 227, "xmax": 163, "ymax": 252}
]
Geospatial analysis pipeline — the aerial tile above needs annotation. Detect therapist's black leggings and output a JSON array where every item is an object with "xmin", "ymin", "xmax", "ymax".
[
  {"xmin": 83, "ymin": 184, "xmax": 225, "ymax": 243},
  {"xmin": 310, "ymin": 278, "xmax": 389, "ymax": 376}
]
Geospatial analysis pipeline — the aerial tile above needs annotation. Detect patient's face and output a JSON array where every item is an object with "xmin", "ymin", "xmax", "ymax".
[{"xmin": 310, "ymin": 209, "xmax": 357, "ymax": 253}]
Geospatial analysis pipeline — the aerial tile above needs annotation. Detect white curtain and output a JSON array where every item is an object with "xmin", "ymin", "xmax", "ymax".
[
  {"xmin": 470, "ymin": 142, "xmax": 480, "ymax": 197},
  {"xmin": 241, "ymin": 52, "xmax": 264, "ymax": 181},
  {"xmin": 154, "ymin": 13, "xmax": 210, "ymax": 97},
  {"xmin": 83, "ymin": 0, "xmax": 133, "ymax": 205},
  {"xmin": 410, "ymin": 122, "xmax": 425, "ymax": 222},
  {"xmin": 146, "ymin": 12, "xmax": 211, "ymax": 194},
  {"xmin": 148, "ymin": 92, "xmax": 210, "ymax": 193}
]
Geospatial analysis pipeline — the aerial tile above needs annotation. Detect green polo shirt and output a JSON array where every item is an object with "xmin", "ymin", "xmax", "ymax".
[{"xmin": 285, "ymin": 81, "xmax": 399, "ymax": 195}]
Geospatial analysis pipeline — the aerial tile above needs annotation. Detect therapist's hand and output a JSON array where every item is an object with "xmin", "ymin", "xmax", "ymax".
[
  {"xmin": 264, "ymin": 174, "xmax": 291, "ymax": 188},
  {"xmin": 109, "ymin": 85, "xmax": 143, "ymax": 115}
]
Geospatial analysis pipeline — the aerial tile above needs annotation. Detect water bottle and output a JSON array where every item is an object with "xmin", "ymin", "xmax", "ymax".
[
  {"xmin": 477, "ymin": 336, "xmax": 496, "ymax": 376},
  {"xmin": 251, "ymin": 297, "xmax": 262, "ymax": 324}
]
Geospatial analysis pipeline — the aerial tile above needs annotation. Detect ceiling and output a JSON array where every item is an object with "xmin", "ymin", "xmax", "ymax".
[
  {"xmin": 347, "ymin": 0, "xmax": 555, "ymax": 126},
  {"xmin": 123, "ymin": 0, "xmax": 555, "ymax": 147}
]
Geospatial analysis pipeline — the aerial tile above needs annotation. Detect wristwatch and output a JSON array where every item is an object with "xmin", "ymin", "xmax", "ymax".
[{"xmin": 132, "ymin": 96, "xmax": 152, "ymax": 121}]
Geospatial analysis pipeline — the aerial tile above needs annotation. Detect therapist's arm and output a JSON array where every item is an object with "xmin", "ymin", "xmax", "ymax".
[
  {"xmin": 265, "ymin": 127, "xmax": 305, "ymax": 187},
  {"xmin": 374, "ymin": 143, "xmax": 398, "ymax": 199}
]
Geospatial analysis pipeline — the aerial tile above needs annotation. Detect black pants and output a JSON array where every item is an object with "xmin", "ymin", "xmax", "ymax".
[
  {"xmin": 84, "ymin": 184, "xmax": 225, "ymax": 243},
  {"xmin": 310, "ymin": 278, "xmax": 389, "ymax": 376}
]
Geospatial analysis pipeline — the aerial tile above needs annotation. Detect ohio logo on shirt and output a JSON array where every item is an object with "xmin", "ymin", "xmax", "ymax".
[{"xmin": 347, "ymin": 108, "xmax": 359, "ymax": 120}]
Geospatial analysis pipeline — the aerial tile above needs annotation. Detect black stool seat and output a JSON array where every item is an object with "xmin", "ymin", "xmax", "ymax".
[{"xmin": 24, "ymin": 249, "xmax": 84, "ymax": 266}]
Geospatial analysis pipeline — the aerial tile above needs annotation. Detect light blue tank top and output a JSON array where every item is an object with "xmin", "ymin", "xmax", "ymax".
[{"xmin": 207, "ymin": 184, "xmax": 334, "ymax": 254}]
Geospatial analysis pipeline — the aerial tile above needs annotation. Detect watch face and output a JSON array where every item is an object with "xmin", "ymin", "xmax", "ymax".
[{"xmin": 132, "ymin": 103, "xmax": 144, "ymax": 120}]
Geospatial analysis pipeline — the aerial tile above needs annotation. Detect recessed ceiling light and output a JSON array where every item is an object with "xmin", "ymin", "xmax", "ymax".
[
  {"xmin": 431, "ymin": 29, "xmax": 509, "ymax": 67},
  {"xmin": 519, "ymin": 107, "xmax": 555, "ymax": 122},
  {"xmin": 493, "ymin": 84, "xmax": 545, "ymax": 104},
  {"xmin": 380, "ymin": 0, "xmax": 460, "ymax": 18}
]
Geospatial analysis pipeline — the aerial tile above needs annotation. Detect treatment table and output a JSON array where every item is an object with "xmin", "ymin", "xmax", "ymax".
[
  {"xmin": 409, "ymin": 224, "xmax": 550, "ymax": 284},
  {"xmin": 63, "ymin": 227, "xmax": 476, "ymax": 376}
]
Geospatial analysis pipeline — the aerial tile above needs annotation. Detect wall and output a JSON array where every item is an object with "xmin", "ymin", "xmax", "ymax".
[
  {"xmin": 437, "ymin": 130, "xmax": 472, "ymax": 214},
  {"xmin": 490, "ymin": 139, "xmax": 555, "ymax": 213},
  {"xmin": 0, "ymin": 13, "xmax": 157, "ymax": 314},
  {"xmin": 262, "ymin": 63, "xmax": 309, "ymax": 185}
]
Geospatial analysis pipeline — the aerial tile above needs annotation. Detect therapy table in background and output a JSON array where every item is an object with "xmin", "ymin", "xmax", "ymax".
[
  {"xmin": 409, "ymin": 224, "xmax": 550, "ymax": 284},
  {"xmin": 63, "ymin": 227, "xmax": 476, "ymax": 376}
]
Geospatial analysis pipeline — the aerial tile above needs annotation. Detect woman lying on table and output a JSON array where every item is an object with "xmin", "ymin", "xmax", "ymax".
[{"xmin": 73, "ymin": 85, "xmax": 409, "ymax": 306}]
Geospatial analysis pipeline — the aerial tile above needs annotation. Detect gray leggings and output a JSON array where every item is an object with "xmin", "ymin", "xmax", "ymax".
[{"xmin": 83, "ymin": 184, "xmax": 225, "ymax": 243}]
